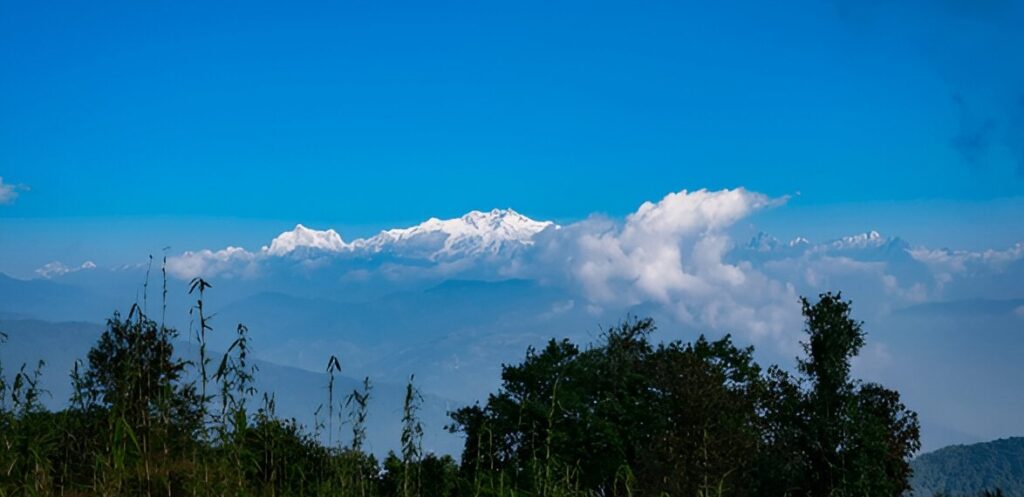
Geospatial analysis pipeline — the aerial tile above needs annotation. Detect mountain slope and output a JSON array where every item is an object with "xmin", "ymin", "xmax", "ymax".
[
  {"xmin": 911, "ymin": 437, "xmax": 1024, "ymax": 496},
  {"xmin": 210, "ymin": 278, "xmax": 583, "ymax": 401}
]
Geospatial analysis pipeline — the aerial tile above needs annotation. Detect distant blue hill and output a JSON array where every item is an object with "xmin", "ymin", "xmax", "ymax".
[
  {"xmin": 0, "ymin": 273, "xmax": 117, "ymax": 322},
  {"xmin": 0, "ymin": 317, "xmax": 464, "ymax": 458}
]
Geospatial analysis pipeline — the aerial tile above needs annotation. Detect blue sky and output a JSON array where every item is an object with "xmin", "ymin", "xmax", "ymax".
[{"xmin": 2, "ymin": 0, "xmax": 1024, "ymax": 275}]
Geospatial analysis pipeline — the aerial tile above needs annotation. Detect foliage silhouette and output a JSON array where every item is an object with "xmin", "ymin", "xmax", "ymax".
[{"xmin": 0, "ymin": 284, "xmax": 935, "ymax": 497}]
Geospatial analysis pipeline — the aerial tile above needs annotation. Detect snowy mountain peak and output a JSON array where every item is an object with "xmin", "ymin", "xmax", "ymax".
[
  {"xmin": 264, "ymin": 224, "xmax": 348, "ymax": 256},
  {"xmin": 356, "ymin": 208, "xmax": 555, "ymax": 259},
  {"xmin": 457, "ymin": 208, "xmax": 551, "ymax": 235},
  {"xmin": 744, "ymin": 230, "xmax": 907, "ymax": 257},
  {"xmin": 258, "ymin": 210, "xmax": 555, "ymax": 260},
  {"xmin": 832, "ymin": 230, "xmax": 886, "ymax": 249},
  {"xmin": 35, "ymin": 260, "xmax": 97, "ymax": 279},
  {"xmin": 747, "ymin": 233, "xmax": 811, "ymax": 252}
]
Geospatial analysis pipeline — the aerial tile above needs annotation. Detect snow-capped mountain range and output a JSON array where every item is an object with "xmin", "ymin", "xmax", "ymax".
[
  {"xmin": 9, "ymin": 189, "xmax": 1024, "ymax": 458},
  {"xmin": 743, "ymin": 230, "xmax": 907, "ymax": 257},
  {"xmin": 260, "ymin": 207, "xmax": 905, "ymax": 269},
  {"xmin": 27, "ymin": 185, "xmax": 1024, "ymax": 325},
  {"xmin": 264, "ymin": 208, "xmax": 556, "ymax": 260}
]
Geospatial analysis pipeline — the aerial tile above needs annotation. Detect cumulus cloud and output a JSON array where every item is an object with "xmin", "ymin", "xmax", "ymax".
[
  {"xmin": 562, "ymin": 189, "xmax": 776, "ymax": 302},
  {"xmin": 0, "ymin": 177, "xmax": 27, "ymax": 205},
  {"xmin": 516, "ymin": 188, "xmax": 802, "ymax": 344},
  {"xmin": 165, "ymin": 247, "xmax": 259, "ymax": 280}
]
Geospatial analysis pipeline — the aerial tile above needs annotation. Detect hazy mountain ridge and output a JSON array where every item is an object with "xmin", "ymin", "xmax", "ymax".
[
  {"xmin": 0, "ymin": 317, "xmax": 463, "ymax": 457},
  {"xmin": 0, "ymin": 273, "xmax": 124, "ymax": 323}
]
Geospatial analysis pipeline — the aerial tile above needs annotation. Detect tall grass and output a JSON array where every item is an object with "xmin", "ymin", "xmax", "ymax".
[
  {"xmin": 400, "ymin": 375, "xmax": 424, "ymax": 497},
  {"xmin": 1, "ymin": 268, "xmax": 482, "ymax": 496}
]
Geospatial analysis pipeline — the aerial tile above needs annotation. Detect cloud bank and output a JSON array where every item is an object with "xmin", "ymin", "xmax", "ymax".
[
  {"xmin": 513, "ymin": 188, "xmax": 801, "ymax": 343},
  {"xmin": 158, "ymin": 187, "xmax": 1024, "ymax": 351}
]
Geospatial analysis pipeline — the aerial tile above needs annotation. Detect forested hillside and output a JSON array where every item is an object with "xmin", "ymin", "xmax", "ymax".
[{"xmin": 912, "ymin": 437, "xmax": 1024, "ymax": 497}]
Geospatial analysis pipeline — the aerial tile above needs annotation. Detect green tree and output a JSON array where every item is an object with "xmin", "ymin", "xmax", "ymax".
[
  {"xmin": 82, "ymin": 306, "xmax": 201, "ymax": 495},
  {"xmin": 450, "ymin": 318, "xmax": 769, "ymax": 497},
  {"xmin": 797, "ymin": 292, "xmax": 920, "ymax": 497},
  {"xmin": 638, "ymin": 335, "xmax": 764, "ymax": 497}
]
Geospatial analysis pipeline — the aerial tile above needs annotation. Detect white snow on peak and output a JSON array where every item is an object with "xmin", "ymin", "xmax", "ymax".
[
  {"xmin": 788, "ymin": 236, "xmax": 810, "ymax": 247},
  {"xmin": 831, "ymin": 230, "xmax": 886, "ymax": 249},
  {"xmin": 263, "ymin": 224, "xmax": 348, "ymax": 256},
  {"xmin": 354, "ymin": 208, "xmax": 555, "ymax": 259},
  {"xmin": 747, "ymin": 233, "xmax": 809, "ymax": 252},
  {"xmin": 745, "ymin": 230, "xmax": 900, "ymax": 256},
  {"xmin": 260, "ymin": 210, "xmax": 555, "ymax": 260},
  {"xmin": 35, "ymin": 260, "xmax": 97, "ymax": 279}
]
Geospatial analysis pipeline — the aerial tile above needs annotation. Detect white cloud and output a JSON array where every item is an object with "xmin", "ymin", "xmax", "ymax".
[
  {"xmin": 0, "ymin": 177, "xmax": 27, "ymax": 205},
  {"xmin": 563, "ymin": 189, "xmax": 775, "ymax": 301},
  {"xmin": 907, "ymin": 243, "xmax": 1024, "ymax": 294},
  {"xmin": 910, "ymin": 244, "xmax": 1024, "ymax": 274},
  {"xmin": 519, "ymin": 188, "xmax": 803, "ymax": 344},
  {"xmin": 166, "ymin": 247, "xmax": 258, "ymax": 280},
  {"xmin": 158, "ymin": 186, "xmax": 1024, "ymax": 350}
]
